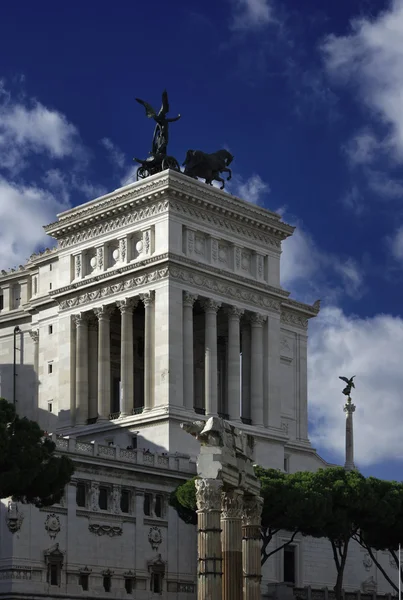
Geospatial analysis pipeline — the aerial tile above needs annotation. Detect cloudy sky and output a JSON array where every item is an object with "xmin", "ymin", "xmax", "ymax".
[{"xmin": 1, "ymin": 0, "xmax": 403, "ymax": 479}]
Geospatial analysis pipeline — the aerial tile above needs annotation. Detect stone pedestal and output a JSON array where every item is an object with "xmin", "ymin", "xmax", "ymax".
[
  {"xmin": 242, "ymin": 495, "xmax": 263, "ymax": 600},
  {"xmin": 221, "ymin": 489, "xmax": 243, "ymax": 600},
  {"xmin": 196, "ymin": 478, "xmax": 223, "ymax": 600}
]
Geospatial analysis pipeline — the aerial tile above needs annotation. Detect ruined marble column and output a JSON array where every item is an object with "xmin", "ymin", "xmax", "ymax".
[
  {"xmin": 183, "ymin": 292, "xmax": 197, "ymax": 410},
  {"xmin": 221, "ymin": 489, "xmax": 243, "ymax": 600},
  {"xmin": 227, "ymin": 307, "xmax": 243, "ymax": 421},
  {"xmin": 73, "ymin": 314, "xmax": 89, "ymax": 425},
  {"xmin": 94, "ymin": 305, "xmax": 114, "ymax": 420},
  {"xmin": 203, "ymin": 299, "xmax": 221, "ymax": 416},
  {"xmin": 117, "ymin": 298, "xmax": 138, "ymax": 416},
  {"xmin": 196, "ymin": 478, "xmax": 223, "ymax": 600},
  {"xmin": 242, "ymin": 495, "xmax": 263, "ymax": 600},
  {"xmin": 344, "ymin": 397, "xmax": 356, "ymax": 471},
  {"xmin": 140, "ymin": 292, "xmax": 154, "ymax": 411}
]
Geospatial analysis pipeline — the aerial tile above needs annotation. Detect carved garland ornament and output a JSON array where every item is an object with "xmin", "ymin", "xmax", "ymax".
[{"xmin": 88, "ymin": 524, "xmax": 123, "ymax": 537}]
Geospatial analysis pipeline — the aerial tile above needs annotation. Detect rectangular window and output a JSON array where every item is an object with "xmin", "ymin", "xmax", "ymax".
[
  {"xmin": 125, "ymin": 578, "xmax": 133, "ymax": 594},
  {"xmin": 132, "ymin": 436, "xmax": 137, "ymax": 449},
  {"xmin": 155, "ymin": 494, "xmax": 163, "ymax": 518},
  {"xmin": 49, "ymin": 563, "xmax": 59, "ymax": 586},
  {"xmin": 103, "ymin": 575, "xmax": 111, "ymax": 592},
  {"xmin": 49, "ymin": 282, "xmax": 52, "ymax": 290},
  {"xmin": 283, "ymin": 545, "xmax": 296, "ymax": 584},
  {"xmin": 79, "ymin": 573, "xmax": 89, "ymax": 591},
  {"xmin": 48, "ymin": 363, "xmax": 53, "ymax": 374},
  {"xmin": 151, "ymin": 572, "xmax": 162, "ymax": 594},
  {"xmin": 48, "ymin": 402, "xmax": 53, "ymax": 413},
  {"xmin": 284, "ymin": 455, "xmax": 290, "ymax": 473},
  {"xmin": 144, "ymin": 493, "xmax": 151, "ymax": 516},
  {"xmin": 76, "ymin": 482, "xmax": 86, "ymax": 507},
  {"xmin": 121, "ymin": 490, "xmax": 130, "ymax": 513},
  {"xmin": 99, "ymin": 487, "xmax": 108, "ymax": 510},
  {"xmin": 48, "ymin": 325, "xmax": 53, "ymax": 334},
  {"xmin": 0, "ymin": 293, "xmax": 3, "ymax": 311},
  {"xmin": 49, "ymin": 264, "xmax": 53, "ymax": 272}
]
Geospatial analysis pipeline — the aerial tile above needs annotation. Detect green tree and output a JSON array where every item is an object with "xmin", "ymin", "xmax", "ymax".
[{"xmin": 0, "ymin": 398, "xmax": 74, "ymax": 506}]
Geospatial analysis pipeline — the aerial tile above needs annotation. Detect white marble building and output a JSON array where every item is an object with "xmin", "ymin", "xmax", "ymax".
[{"xmin": 0, "ymin": 170, "xmax": 397, "ymax": 598}]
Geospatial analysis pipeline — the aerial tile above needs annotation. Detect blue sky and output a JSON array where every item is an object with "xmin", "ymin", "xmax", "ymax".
[{"xmin": 1, "ymin": 0, "xmax": 403, "ymax": 480}]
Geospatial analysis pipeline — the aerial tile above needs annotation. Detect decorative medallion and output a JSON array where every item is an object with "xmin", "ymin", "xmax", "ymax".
[
  {"xmin": 148, "ymin": 526, "xmax": 162, "ymax": 551},
  {"xmin": 6, "ymin": 501, "xmax": 24, "ymax": 533},
  {"xmin": 45, "ymin": 513, "xmax": 61, "ymax": 539}
]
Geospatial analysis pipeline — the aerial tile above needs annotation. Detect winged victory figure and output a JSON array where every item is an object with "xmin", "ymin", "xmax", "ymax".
[
  {"xmin": 339, "ymin": 375, "xmax": 355, "ymax": 397},
  {"xmin": 135, "ymin": 90, "xmax": 181, "ymax": 157}
]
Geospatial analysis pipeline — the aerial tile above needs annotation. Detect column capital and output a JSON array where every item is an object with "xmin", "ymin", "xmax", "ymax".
[
  {"xmin": 140, "ymin": 291, "xmax": 155, "ymax": 307},
  {"xmin": 242, "ymin": 495, "xmax": 263, "ymax": 526},
  {"xmin": 29, "ymin": 329, "xmax": 39, "ymax": 343},
  {"xmin": 344, "ymin": 399, "xmax": 356, "ymax": 414},
  {"xmin": 195, "ymin": 478, "xmax": 223, "ymax": 512},
  {"xmin": 117, "ymin": 297, "xmax": 139, "ymax": 314},
  {"xmin": 72, "ymin": 313, "xmax": 90, "ymax": 327},
  {"xmin": 183, "ymin": 291, "xmax": 198, "ymax": 307},
  {"xmin": 250, "ymin": 312, "xmax": 266, "ymax": 327},
  {"xmin": 227, "ymin": 306, "xmax": 244, "ymax": 320},
  {"xmin": 221, "ymin": 489, "xmax": 243, "ymax": 519},
  {"xmin": 93, "ymin": 305, "xmax": 115, "ymax": 320},
  {"xmin": 201, "ymin": 298, "xmax": 221, "ymax": 314}
]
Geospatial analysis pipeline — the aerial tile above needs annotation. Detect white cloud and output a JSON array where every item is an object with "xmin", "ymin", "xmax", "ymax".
[
  {"xmin": 101, "ymin": 137, "xmax": 126, "ymax": 170},
  {"xmin": 321, "ymin": 1, "xmax": 403, "ymax": 161},
  {"xmin": 343, "ymin": 129, "xmax": 382, "ymax": 166},
  {"xmin": 230, "ymin": 173, "xmax": 270, "ymax": 204},
  {"xmin": 0, "ymin": 178, "xmax": 69, "ymax": 269},
  {"xmin": 367, "ymin": 169, "xmax": 403, "ymax": 199},
  {"xmin": 230, "ymin": 0, "xmax": 274, "ymax": 31}
]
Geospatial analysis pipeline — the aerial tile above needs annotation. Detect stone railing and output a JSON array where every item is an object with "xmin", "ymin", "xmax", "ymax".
[
  {"xmin": 52, "ymin": 434, "xmax": 195, "ymax": 474},
  {"xmin": 293, "ymin": 587, "xmax": 396, "ymax": 600}
]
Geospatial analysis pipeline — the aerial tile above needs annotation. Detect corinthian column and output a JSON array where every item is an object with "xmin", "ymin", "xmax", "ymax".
[
  {"xmin": 94, "ymin": 305, "xmax": 114, "ymax": 420},
  {"xmin": 88, "ymin": 316, "xmax": 98, "ymax": 421},
  {"xmin": 242, "ymin": 495, "xmax": 263, "ymax": 600},
  {"xmin": 73, "ymin": 314, "xmax": 89, "ymax": 425},
  {"xmin": 183, "ymin": 292, "xmax": 197, "ymax": 410},
  {"xmin": 195, "ymin": 479, "xmax": 223, "ymax": 600},
  {"xmin": 221, "ymin": 489, "xmax": 243, "ymax": 600},
  {"xmin": 203, "ymin": 299, "xmax": 221, "ymax": 416},
  {"xmin": 117, "ymin": 298, "xmax": 138, "ymax": 416},
  {"xmin": 140, "ymin": 292, "xmax": 154, "ymax": 411},
  {"xmin": 250, "ymin": 314, "xmax": 265, "ymax": 426},
  {"xmin": 227, "ymin": 307, "xmax": 243, "ymax": 421},
  {"xmin": 344, "ymin": 397, "xmax": 356, "ymax": 471}
]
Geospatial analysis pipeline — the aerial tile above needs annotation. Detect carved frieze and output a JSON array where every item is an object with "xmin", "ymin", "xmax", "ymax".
[
  {"xmin": 281, "ymin": 310, "xmax": 308, "ymax": 329},
  {"xmin": 88, "ymin": 523, "xmax": 123, "ymax": 537}
]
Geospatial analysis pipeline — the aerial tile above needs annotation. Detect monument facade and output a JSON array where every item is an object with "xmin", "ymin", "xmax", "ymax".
[{"xmin": 0, "ymin": 170, "xmax": 397, "ymax": 598}]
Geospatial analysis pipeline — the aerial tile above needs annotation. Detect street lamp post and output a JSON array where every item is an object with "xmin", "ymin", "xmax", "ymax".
[{"xmin": 13, "ymin": 325, "xmax": 21, "ymax": 406}]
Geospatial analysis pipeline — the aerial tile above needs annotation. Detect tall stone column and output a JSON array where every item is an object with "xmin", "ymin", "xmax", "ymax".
[
  {"xmin": 183, "ymin": 292, "xmax": 197, "ymax": 410},
  {"xmin": 250, "ymin": 314, "xmax": 265, "ymax": 426},
  {"xmin": 73, "ymin": 314, "xmax": 89, "ymax": 425},
  {"xmin": 29, "ymin": 329, "xmax": 39, "ymax": 421},
  {"xmin": 221, "ymin": 489, "xmax": 243, "ymax": 600},
  {"xmin": 140, "ymin": 292, "xmax": 154, "ymax": 411},
  {"xmin": 242, "ymin": 495, "xmax": 263, "ymax": 600},
  {"xmin": 117, "ymin": 298, "xmax": 138, "ymax": 416},
  {"xmin": 196, "ymin": 478, "xmax": 223, "ymax": 600},
  {"xmin": 241, "ymin": 322, "xmax": 251, "ymax": 422},
  {"xmin": 227, "ymin": 307, "xmax": 243, "ymax": 421},
  {"xmin": 94, "ymin": 305, "xmax": 114, "ymax": 421},
  {"xmin": 203, "ymin": 299, "xmax": 221, "ymax": 416},
  {"xmin": 344, "ymin": 397, "xmax": 356, "ymax": 471},
  {"xmin": 88, "ymin": 317, "xmax": 98, "ymax": 421},
  {"xmin": 297, "ymin": 333, "xmax": 308, "ymax": 440}
]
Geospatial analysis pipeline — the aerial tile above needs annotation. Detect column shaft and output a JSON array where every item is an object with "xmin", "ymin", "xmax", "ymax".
[
  {"xmin": 204, "ymin": 299, "xmax": 221, "ymax": 416},
  {"xmin": 141, "ymin": 292, "xmax": 154, "ymax": 411},
  {"xmin": 227, "ymin": 308, "xmax": 243, "ymax": 421},
  {"xmin": 250, "ymin": 314, "xmax": 265, "ymax": 426},
  {"xmin": 88, "ymin": 319, "xmax": 98, "ymax": 421},
  {"xmin": 297, "ymin": 333, "xmax": 308, "ymax": 440},
  {"xmin": 118, "ymin": 298, "xmax": 137, "ymax": 416},
  {"xmin": 196, "ymin": 479, "xmax": 223, "ymax": 600},
  {"xmin": 183, "ymin": 292, "xmax": 197, "ymax": 410},
  {"xmin": 242, "ymin": 496, "xmax": 263, "ymax": 600},
  {"xmin": 221, "ymin": 489, "xmax": 243, "ymax": 600},
  {"xmin": 74, "ymin": 314, "xmax": 89, "ymax": 425},
  {"xmin": 241, "ymin": 324, "xmax": 251, "ymax": 422},
  {"xmin": 344, "ymin": 399, "xmax": 356, "ymax": 471},
  {"xmin": 94, "ymin": 306, "xmax": 113, "ymax": 420}
]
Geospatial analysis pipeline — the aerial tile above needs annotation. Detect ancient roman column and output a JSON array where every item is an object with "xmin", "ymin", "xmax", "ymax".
[
  {"xmin": 117, "ymin": 298, "xmax": 138, "ymax": 416},
  {"xmin": 88, "ymin": 316, "xmax": 98, "ymax": 421},
  {"xmin": 140, "ymin": 292, "xmax": 154, "ymax": 411},
  {"xmin": 241, "ymin": 322, "xmax": 251, "ymax": 422},
  {"xmin": 196, "ymin": 478, "xmax": 223, "ymax": 600},
  {"xmin": 242, "ymin": 495, "xmax": 263, "ymax": 600},
  {"xmin": 344, "ymin": 397, "xmax": 356, "ymax": 471},
  {"xmin": 29, "ymin": 329, "xmax": 39, "ymax": 421},
  {"xmin": 221, "ymin": 489, "xmax": 243, "ymax": 600},
  {"xmin": 227, "ymin": 307, "xmax": 243, "ymax": 421},
  {"xmin": 250, "ymin": 313, "xmax": 265, "ymax": 426},
  {"xmin": 203, "ymin": 299, "xmax": 221, "ymax": 416},
  {"xmin": 94, "ymin": 305, "xmax": 114, "ymax": 420},
  {"xmin": 183, "ymin": 292, "xmax": 197, "ymax": 410},
  {"xmin": 73, "ymin": 314, "xmax": 89, "ymax": 425}
]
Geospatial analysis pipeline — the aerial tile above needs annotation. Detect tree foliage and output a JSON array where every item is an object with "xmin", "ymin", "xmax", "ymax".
[{"xmin": 0, "ymin": 398, "xmax": 74, "ymax": 507}]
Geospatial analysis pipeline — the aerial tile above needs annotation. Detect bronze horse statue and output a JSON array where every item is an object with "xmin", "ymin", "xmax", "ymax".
[{"xmin": 182, "ymin": 149, "xmax": 233, "ymax": 190}]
